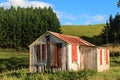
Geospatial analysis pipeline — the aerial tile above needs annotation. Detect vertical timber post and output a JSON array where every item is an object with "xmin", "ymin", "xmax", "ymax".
[{"xmin": 45, "ymin": 36, "xmax": 51, "ymax": 69}]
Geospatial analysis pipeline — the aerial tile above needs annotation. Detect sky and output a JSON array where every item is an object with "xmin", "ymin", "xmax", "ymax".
[{"xmin": 0, "ymin": 0, "xmax": 119, "ymax": 25}]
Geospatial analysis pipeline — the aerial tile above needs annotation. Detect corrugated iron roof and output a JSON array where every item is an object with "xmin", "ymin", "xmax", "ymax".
[{"xmin": 49, "ymin": 31, "xmax": 95, "ymax": 46}]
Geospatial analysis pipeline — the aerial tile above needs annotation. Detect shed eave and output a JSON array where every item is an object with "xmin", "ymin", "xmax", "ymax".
[
  {"xmin": 79, "ymin": 44, "xmax": 96, "ymax": 47},
  {"xmin": 28, "ymin": 31, "xmax": 95, "ymax": 48},
  {"xmin": 28, "ymin": 32, "xmax": 48, "ymax": 47}
]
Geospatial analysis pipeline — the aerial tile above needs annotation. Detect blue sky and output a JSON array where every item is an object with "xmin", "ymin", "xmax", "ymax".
[{"xmin": 0, "ymin": 0, "xmax": 119, "ymax": 25}]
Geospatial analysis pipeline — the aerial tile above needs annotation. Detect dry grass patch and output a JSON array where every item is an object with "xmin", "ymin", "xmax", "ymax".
[{"xmin": 106, "ymin": 44, "xmax": 120, "ymax": 53}]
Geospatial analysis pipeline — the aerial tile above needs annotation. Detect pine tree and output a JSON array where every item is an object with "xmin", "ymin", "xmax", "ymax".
[
  {"xmin": 0, "ymin": 6, "xmax": 61, "ymax": 49},
  {"xmin": 101, "ymin": 13, "xmax": 120, "ymax": 44}
]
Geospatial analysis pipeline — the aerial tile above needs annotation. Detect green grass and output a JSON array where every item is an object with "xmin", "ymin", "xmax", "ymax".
[
  {"xmin": 0, "ymin": 67, "xmax": 120, "ymax": 80},
  {"xmin": 110, "ymin": 56, "xmax": 120, "ymax": 67},
  {"xmin": 61, "ymin": 24, "xmax": 105, "ymax": 37},
  {"xmin": 89, "ymin": 67, "xmax": 120, "ymax": 80},
  {"xmin": 0, "ymin": 49, "xmax": 29, "ymax": 72},
  {"xmin": 0, "ymin": 49, "xmax": 28, "ymax": 59}
]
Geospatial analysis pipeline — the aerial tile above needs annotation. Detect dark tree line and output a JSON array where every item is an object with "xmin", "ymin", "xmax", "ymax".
[
  {"xmin": 117, "ymin": 0, "xmax": 120, "ymax": 7},
  {"xmin": 0, "ymin": 6, "xmax": 61, "ymax": 49},
  {"xmin": 100, "ymin": 0, "xmax": 120, "ymax": 44},
  {"xmin": 101, "ymin": 13, "xmax": 120, "ymax": 44}
]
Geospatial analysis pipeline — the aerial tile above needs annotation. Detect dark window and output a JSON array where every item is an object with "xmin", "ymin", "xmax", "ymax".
[
  {"xmin": 57, "ymin": 43, "xmax": 62, "ymax": 67},
  {"xmin": 45, "ymin": 36, "xmax": 50, "ymax": 45},
  {"xmin": 36, "ymin": 44, "xmax": 40, "ymax": 63},
  {"xmin": 42, "ymin": 44, "xmax": 46, "ymax": 62}
]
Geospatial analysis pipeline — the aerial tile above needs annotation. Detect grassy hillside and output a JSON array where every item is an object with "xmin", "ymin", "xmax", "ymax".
[{"xmin": 61, "ymin": 24, "xmax": 105, "ymax": 37}]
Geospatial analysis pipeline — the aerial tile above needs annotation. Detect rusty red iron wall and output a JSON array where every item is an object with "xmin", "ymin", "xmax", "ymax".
[
  {"xmin": 72, "ymin": 45, "xmax": 77, "ymax": 62},
  {"xmin": 106, "ymin": 49, "xmax": 109, "ymax": 64},
  {"xmin": 100, "ymin": 49, "xmax": 102, "ymax": 65}
]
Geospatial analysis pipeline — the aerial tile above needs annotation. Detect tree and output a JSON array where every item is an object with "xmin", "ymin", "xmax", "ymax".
[
  {"xmin": 117, "ymin": 0, "xmax": 120, "ymax": 7},
  {"xmin": 101, "ymin": 13, "xmax": 120, "ymax": 44},
  {"xmin": 0, "ymin": 6, "xmax": 61, "ymax": 49}
]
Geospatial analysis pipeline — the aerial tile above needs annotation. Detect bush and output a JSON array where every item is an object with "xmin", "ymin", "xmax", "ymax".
[
  {"xmin": 110, "ymin": 56, "xmax": 120, "ymax": 67},
  {"xmin": 110, "ymin": 51, "xmax": 120, "ymax": 57}
]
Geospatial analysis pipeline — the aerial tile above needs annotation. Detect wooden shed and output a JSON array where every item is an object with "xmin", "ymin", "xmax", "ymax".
[{"xmin": 29, "ymin": 31, "xmax": 110, "ymax": 73}]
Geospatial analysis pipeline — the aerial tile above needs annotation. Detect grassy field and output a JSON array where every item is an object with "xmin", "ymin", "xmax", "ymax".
[
  {"xmin": 1, "ymin": 67, "xmax": 120, "ymax": 80},
  {"xmin": 0, "ymin": 49, "xmax": 120, "ymax": 80},
  {"xmin": 61, "ymin": 24, "xmax": 105, "ymax": 37},
  {"xmin": 89, "ymin": 67, "xmax": 120, "ymax": 80},
  {"xmin": 0, "ymin": 49, "xmax": 29, "ymax": 72}
]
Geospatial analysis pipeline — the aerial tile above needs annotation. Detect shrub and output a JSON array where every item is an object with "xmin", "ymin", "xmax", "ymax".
[{"xmin": 110, "ymin": 56, "xmax": 120, "ymax": 67}]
